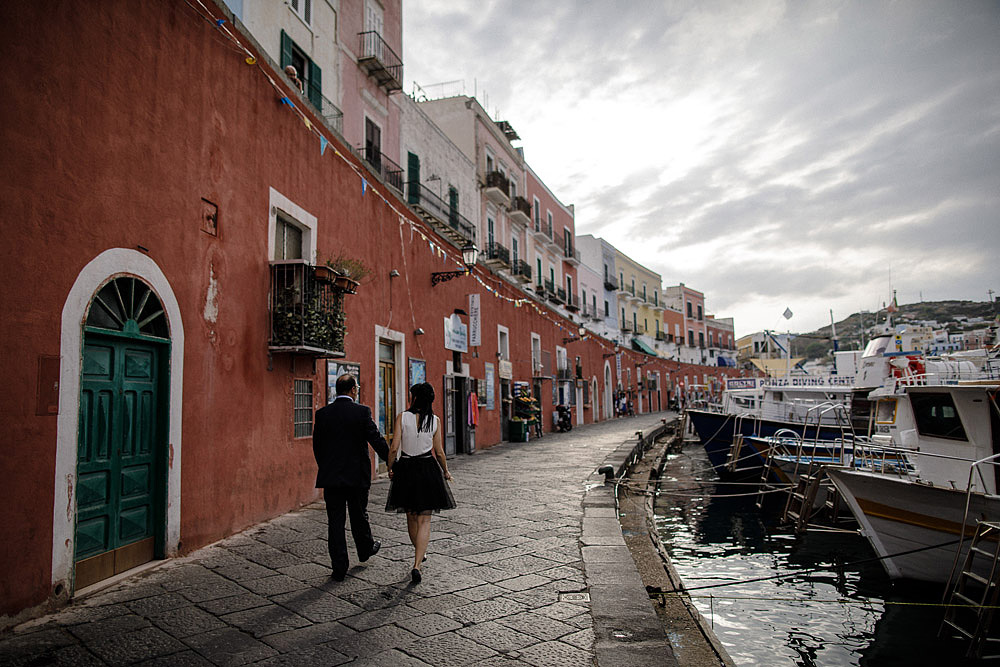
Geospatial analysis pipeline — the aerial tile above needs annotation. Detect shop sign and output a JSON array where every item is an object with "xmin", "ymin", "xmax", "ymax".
[
  {"xmin": 484, "ymin": 362, "xmax": 495, "ymax": 409},
  {"xmin": 498, "ymin": 359, "xmax": 513, "ymax": 379},
  {"xmin": 444, "ymin": 315, "xmax": 468, "ymax": 353},
  {"xmin": 615, "ymin": 352, "xmax": 622, "ymax": 383},
  {"xmin": 468, "ymin": 293, "xmax": 481, "ymax": 347}
]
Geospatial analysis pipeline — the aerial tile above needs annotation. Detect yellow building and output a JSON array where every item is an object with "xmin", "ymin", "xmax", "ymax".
[{"xmin": 613, "ymin": 249, "xmax": 665, "ymax": 344}]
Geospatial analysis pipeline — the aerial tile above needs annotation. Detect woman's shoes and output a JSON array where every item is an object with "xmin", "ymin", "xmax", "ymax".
[{"xmin": 411, "ymin": 568, "xmax": 422, "ymax": 584}]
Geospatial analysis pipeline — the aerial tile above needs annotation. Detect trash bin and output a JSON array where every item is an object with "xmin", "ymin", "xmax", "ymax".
[{"xmin": 510, "ymin": 420, "xmax": 528, "ymax": 442}]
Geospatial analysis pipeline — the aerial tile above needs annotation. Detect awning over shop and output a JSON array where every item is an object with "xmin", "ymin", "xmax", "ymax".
[{"xmin": 631, "ymin": 337, "xmax": 658, "ymax": 357}]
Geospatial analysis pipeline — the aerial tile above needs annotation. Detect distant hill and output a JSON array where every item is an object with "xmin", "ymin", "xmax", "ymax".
[{"xmin": 790, "ymin": 300, "xmax": 997, "ymax": 359}]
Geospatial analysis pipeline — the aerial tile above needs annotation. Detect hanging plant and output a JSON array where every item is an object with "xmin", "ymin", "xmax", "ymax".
[{"xmin": 324, "ymin": 254, "xmax": 371, "ymax": 294}]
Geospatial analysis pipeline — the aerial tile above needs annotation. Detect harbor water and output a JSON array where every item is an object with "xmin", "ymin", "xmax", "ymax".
[{"xmin": 653, "ymin": 445, "xmax": 980, "ymax": 666}]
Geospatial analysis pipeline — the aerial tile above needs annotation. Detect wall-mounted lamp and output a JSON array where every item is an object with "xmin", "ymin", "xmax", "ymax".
[
  {"xmin": 414, "ymin": 328, "xmax": 425, "ymax": 336},
  {"xmin": 431, "ymin": 242, "xmax": 479, "ymax": 286},
  {"xmin": 389, "ymin": 269, "xmax": 400, "ymax": 278},
  {"xmin": 563, "ymin": 326, "xmax": 587, "ymax": 345}
]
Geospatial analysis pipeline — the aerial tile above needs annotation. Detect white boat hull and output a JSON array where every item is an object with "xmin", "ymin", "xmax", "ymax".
[{"xmin": 827, "ymin": 468, "xmax": 1000, "ymax": 583}]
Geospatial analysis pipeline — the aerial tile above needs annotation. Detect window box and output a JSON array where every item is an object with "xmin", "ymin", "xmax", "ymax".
[{"xmin": 269, "ymin": 261, "xmax": 346, "ymax": 357}]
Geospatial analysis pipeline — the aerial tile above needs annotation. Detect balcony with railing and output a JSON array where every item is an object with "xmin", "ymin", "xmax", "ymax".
[
  {"xmin": 565, "ymin": 292, "xmax": 580, "ymax": 312},
  {"xmin": 554, "ymin": 286, "xmax": 567, "ymax": 305},
  {"xmin": 543, "ymin": 278, "xmax": 557, "ymax": 302},
  {"xmin": 562, "ymin": 245, "xmax": 581, "ymax": 266},
  {"xmin": 512, "ymin": 258, "xmax": 532, "ymax": 283},
  {"xmin": 268, "ymin": 261, "xmax": 346, "ymax": 357},
  {"xmin": 483, "ymin": 171, "xmax": 510, "ymax": 207},
  {"xmin": 316, "ymin": 93, "xmax": 344, "ymax": 135},
  {"xmin": 603, "ymin": 275, "xmax": 619, "ymax": 292},
  {"xmin": 556, "ymin": 367, "xmax": 574, "ymax": 380},
  {"xmin": 509, "ymin": 196, "xmax": 531, "ymax": 226},
  {"xmin": 621, "ymin": 320, "xmax": 635, "ymax": 333},
  {"xmin": 357, "ymin": 31, "xmax": 402, "ymax": 92},
  {"xmin": 362, "ymin": 146, "xmax": 403, "ymax": 192},
  {"xmin": 483, "ymin": 240, "xmax": 510, "ymax": 268},
  {"xmin": 656, "ymin": 331, "xmax": 669, "ymax": 342},
  {"xmin": 406, "ymin": 182, "xmax": 476, "ymax": 245}
]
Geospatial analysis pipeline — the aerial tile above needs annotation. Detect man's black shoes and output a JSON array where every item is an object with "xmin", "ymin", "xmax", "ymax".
[
  {"xmin": 360, "ymin": 540, "xmax": 381, "ymax": 562},
  {"xmin": 330, "ymin": 570, "xmax": 346, "ymax": 582}
]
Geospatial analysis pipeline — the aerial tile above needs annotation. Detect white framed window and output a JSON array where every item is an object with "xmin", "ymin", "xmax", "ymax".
[
  {"xmin": 268, "ymin": 187, "xmax": 317, "ymax": 263},
  {"xmin": 531, "ymin": 333, "xmax": 542, "ymax": 373},
  {"xmin": 291, "ymin": 0, "xmax": 312, "ymax": 25},
  {"xmin": 497, "ymin": 324, "xmax": 510, "ymax": 361}
]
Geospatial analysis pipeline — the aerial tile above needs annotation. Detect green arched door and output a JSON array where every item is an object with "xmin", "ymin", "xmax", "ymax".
[{"xmin": 75, "ymin": 277, "xmax": 170, "ymax": 589}]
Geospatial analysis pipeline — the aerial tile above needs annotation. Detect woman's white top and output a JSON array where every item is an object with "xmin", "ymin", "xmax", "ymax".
[{"xmin": 399, "ymin": 411, "xmax": 438, "ymax": 458}]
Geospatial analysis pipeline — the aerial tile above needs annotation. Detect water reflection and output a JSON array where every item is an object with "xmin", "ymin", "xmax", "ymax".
[{"xmin": 654, "ymin": 447, "xmax": 977, "ymax": 666}]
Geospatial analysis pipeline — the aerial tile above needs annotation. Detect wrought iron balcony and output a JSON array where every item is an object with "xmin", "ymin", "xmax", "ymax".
[
  {"xmin": 556, "ymin": 368, "xmax": 574, "ymax": 380},
  {"xmin": 357, "ymin": 31, "xmax": 402, "ymax": 92},
  {"xmin": 554, "ymin": 287, "xmax": 567, "ymax": 305},
  {"xmin": 562, "ymin": 245, "xmax": 581, "ymax": 266},
  {"xmin": 656, "ymin": 331, "xmax": 669, "ymax": 342},
  {"xmin": 565, "ymin": 292, "xmax": 580, "ymax": 312},
  {"xmin": 621, "ymin": 321, "xmax": 635, "ymax": 333},
  {"xmin": 512, "ymin": 259, "xmax": 532, "ymax": 283},
  {"xmin": 406, "ymin": 182, "xmax": 476, "ymax": 245},
  {"xmin": 603, "ymin": 275, "xmax": 618, "ymax": 292},
  {"xmin": 509, "ymin": 196, "xmax": 532, "ymax": 226},
  {"xmin": 543, "ymin": 278, "xmax": 557, "ymax": 302},
  {"xmin": 268, "ymin": 261, "xmax": 346, "ymax": 357},
  {"xmin": 483, "ymin": 240, "xmax": 510, "ymax": 268},
  {"xmin": 483, "ymin": 171, "xmax": 511, "ymax": 207},
  {"xmin": 318, "ymin": 93, "xmax": 343, "ymax": 134},
  {"xmin": 361, "ymin": 145, "xmax": 404, "ymax": 192}
]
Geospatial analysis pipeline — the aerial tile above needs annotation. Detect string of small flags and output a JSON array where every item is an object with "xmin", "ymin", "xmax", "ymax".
[{"xmin": 189, "ymin": 0, "xmax": 623, "ymax": 355}]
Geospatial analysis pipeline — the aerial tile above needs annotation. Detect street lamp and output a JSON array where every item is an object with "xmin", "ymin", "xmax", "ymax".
[{"xmin": 431, "ymin": 241, "xmax": 479, "ymax": 286}]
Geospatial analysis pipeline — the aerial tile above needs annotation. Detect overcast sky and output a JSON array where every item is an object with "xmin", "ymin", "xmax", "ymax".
[{"xmin": 402, "ymin": 1, "xmax": 1000, "ymax": 336}]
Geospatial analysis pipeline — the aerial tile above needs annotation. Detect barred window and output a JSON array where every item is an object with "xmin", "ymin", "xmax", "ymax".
[{"xmin": 294, "ymin": 379, "xmax": 313, "ymax": 437}]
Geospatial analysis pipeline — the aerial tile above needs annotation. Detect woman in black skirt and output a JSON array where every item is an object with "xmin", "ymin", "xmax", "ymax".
[{"xmin": 386, "ymin": 383, "xmax": 455, "ymax": 583}]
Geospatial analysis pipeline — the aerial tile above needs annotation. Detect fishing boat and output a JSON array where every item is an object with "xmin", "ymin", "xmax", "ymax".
[{"xmin": 827, "ymin": 375, "xmax": 1000, "ymax": 583}]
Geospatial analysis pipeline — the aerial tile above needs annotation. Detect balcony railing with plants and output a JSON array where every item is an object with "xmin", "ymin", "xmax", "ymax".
[
  {"xmin": 362, "ymin": 146, "xmax": 404, "ymax": 192},
  {"xmin": 484, "ymin": 240, "xmax": 510, "ymax": 267},
  {"xmin": 406, "ymin": 182, "xmax": 475, "ymax": 243},
  {"xmin": 269, "ymin": 261, "xmax": 346, "ymax": 357},
  {"xmin": 357, "ymin": 31, "xmax": 403, "ymax": 92},
  {"xmin": 510, "ymin": 196, "xmax": 532, "ymax": 224}
]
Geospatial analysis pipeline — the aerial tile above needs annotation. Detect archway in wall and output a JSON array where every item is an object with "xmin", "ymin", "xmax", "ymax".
[
  {"xmin": 75, "ymin": 277, "xmax": 171, "ymax": 589},
  {"xmin": 53, "ymin": 248, "xmax": 184, "ymax": 599},
  {"xmin": 603, "ymin": 362, "xmax": 612, "ymax": 420}
]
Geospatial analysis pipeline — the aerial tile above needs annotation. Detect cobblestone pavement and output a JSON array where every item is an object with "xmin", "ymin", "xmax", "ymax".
[{"xmin": 1, "ymin": 414, "xmax": 677, "ymax": 666}]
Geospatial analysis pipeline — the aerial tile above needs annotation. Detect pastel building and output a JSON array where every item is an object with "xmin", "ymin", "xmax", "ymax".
[{"xmin": 576, "ymin": 235, "xmax": 620, "ymax": 339}]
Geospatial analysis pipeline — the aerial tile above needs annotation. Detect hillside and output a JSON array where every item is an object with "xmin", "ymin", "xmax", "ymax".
[{"xmin": 790, "ymin": 299, "xmax": 996, "ymax": 359}]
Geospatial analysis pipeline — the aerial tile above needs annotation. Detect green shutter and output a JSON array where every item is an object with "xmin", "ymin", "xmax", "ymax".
[
  {"xmin": 448, "ymin": 186, "xmax": 459, "ymax": 226},
  {"xmin": 280, "ymin": 30, "xmax": 293, "ymax": 69},
  {"xmin": 407, "ymin": 152, "xmax": 420, "ymax": 205},
  {"xmin": 307, "ymin": 59, "xmax": 322, "ymax": 109}
]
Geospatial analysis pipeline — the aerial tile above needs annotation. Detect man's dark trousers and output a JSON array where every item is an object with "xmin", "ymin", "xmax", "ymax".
[
  {"xmin": 313, "ymin": 394, "xmax": 389, "ymax": 579},
  {"xmin": 324, "ymin": 486, "xmax": 376, "ymax": 575}
]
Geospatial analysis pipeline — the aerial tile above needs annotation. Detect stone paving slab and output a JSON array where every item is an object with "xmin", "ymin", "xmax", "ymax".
[{"xmin": 0, "ymin": 414, "xmax": 679, "ymax": 666}]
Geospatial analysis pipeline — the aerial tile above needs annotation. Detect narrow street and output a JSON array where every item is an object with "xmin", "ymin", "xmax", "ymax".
[{"xmin": 1, "ymin": 414, "xmax": 678, "ymax": 666}]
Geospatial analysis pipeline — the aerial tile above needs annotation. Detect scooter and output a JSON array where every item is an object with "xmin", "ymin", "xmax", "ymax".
[{"xmin": 555, "ymin": 404, "xmax": 573, "ymax": 432}]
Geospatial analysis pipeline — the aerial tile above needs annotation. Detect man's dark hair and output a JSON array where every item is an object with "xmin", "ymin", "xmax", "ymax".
[{"xmin": 336, "ymin": 374, "xmax": 357, "ymax": 395}]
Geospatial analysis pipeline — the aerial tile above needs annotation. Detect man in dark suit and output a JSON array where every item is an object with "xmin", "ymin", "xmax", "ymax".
[{"xmin": 313, "ymin": 373, "xmax": 390, "ymax": 580}]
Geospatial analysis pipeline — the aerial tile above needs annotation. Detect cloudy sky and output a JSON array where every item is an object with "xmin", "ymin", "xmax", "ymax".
[{"xmin": 402, "ymin": 1, "xmax": 1000, "ymax": 336}]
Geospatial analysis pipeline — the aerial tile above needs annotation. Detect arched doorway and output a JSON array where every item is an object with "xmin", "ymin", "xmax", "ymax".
[
  {"xmin": 74, "ymin": 276, "xmax": 171, "ymax": 589},
  {"xmin": 603, "ymin": 362, "xmax": 613, "ymax": 420}
]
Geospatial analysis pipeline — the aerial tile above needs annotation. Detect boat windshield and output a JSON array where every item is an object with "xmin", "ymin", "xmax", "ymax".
[
  {"xmin": 910, "ymin": 392, "xmax": 968, "ymax": 441},
  {"xmin": 862, "ymin": 336, "xmax": 890, "ymax": 358}
]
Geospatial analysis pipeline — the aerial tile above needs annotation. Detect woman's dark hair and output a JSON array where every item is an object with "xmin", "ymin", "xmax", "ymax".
[{"xmin": 408, "ymin": 382, "xmax": 436, "ymax": 432}]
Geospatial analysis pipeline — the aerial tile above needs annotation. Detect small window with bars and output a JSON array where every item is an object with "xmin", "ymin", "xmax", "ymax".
[{"xmin": 294, "ymin": 379, "xmax": 313, "ymax": 437}]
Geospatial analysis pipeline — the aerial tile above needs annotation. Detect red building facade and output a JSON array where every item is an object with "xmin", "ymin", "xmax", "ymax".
[{"xmin": 0, "ymin": 0, "xmax": 737, "ymax": 623}]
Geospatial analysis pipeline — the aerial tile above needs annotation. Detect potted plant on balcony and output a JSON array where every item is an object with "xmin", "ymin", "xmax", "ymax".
[{"xmin": 325, "ymin": 254, "xmax": 371, "ymax": 294}]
